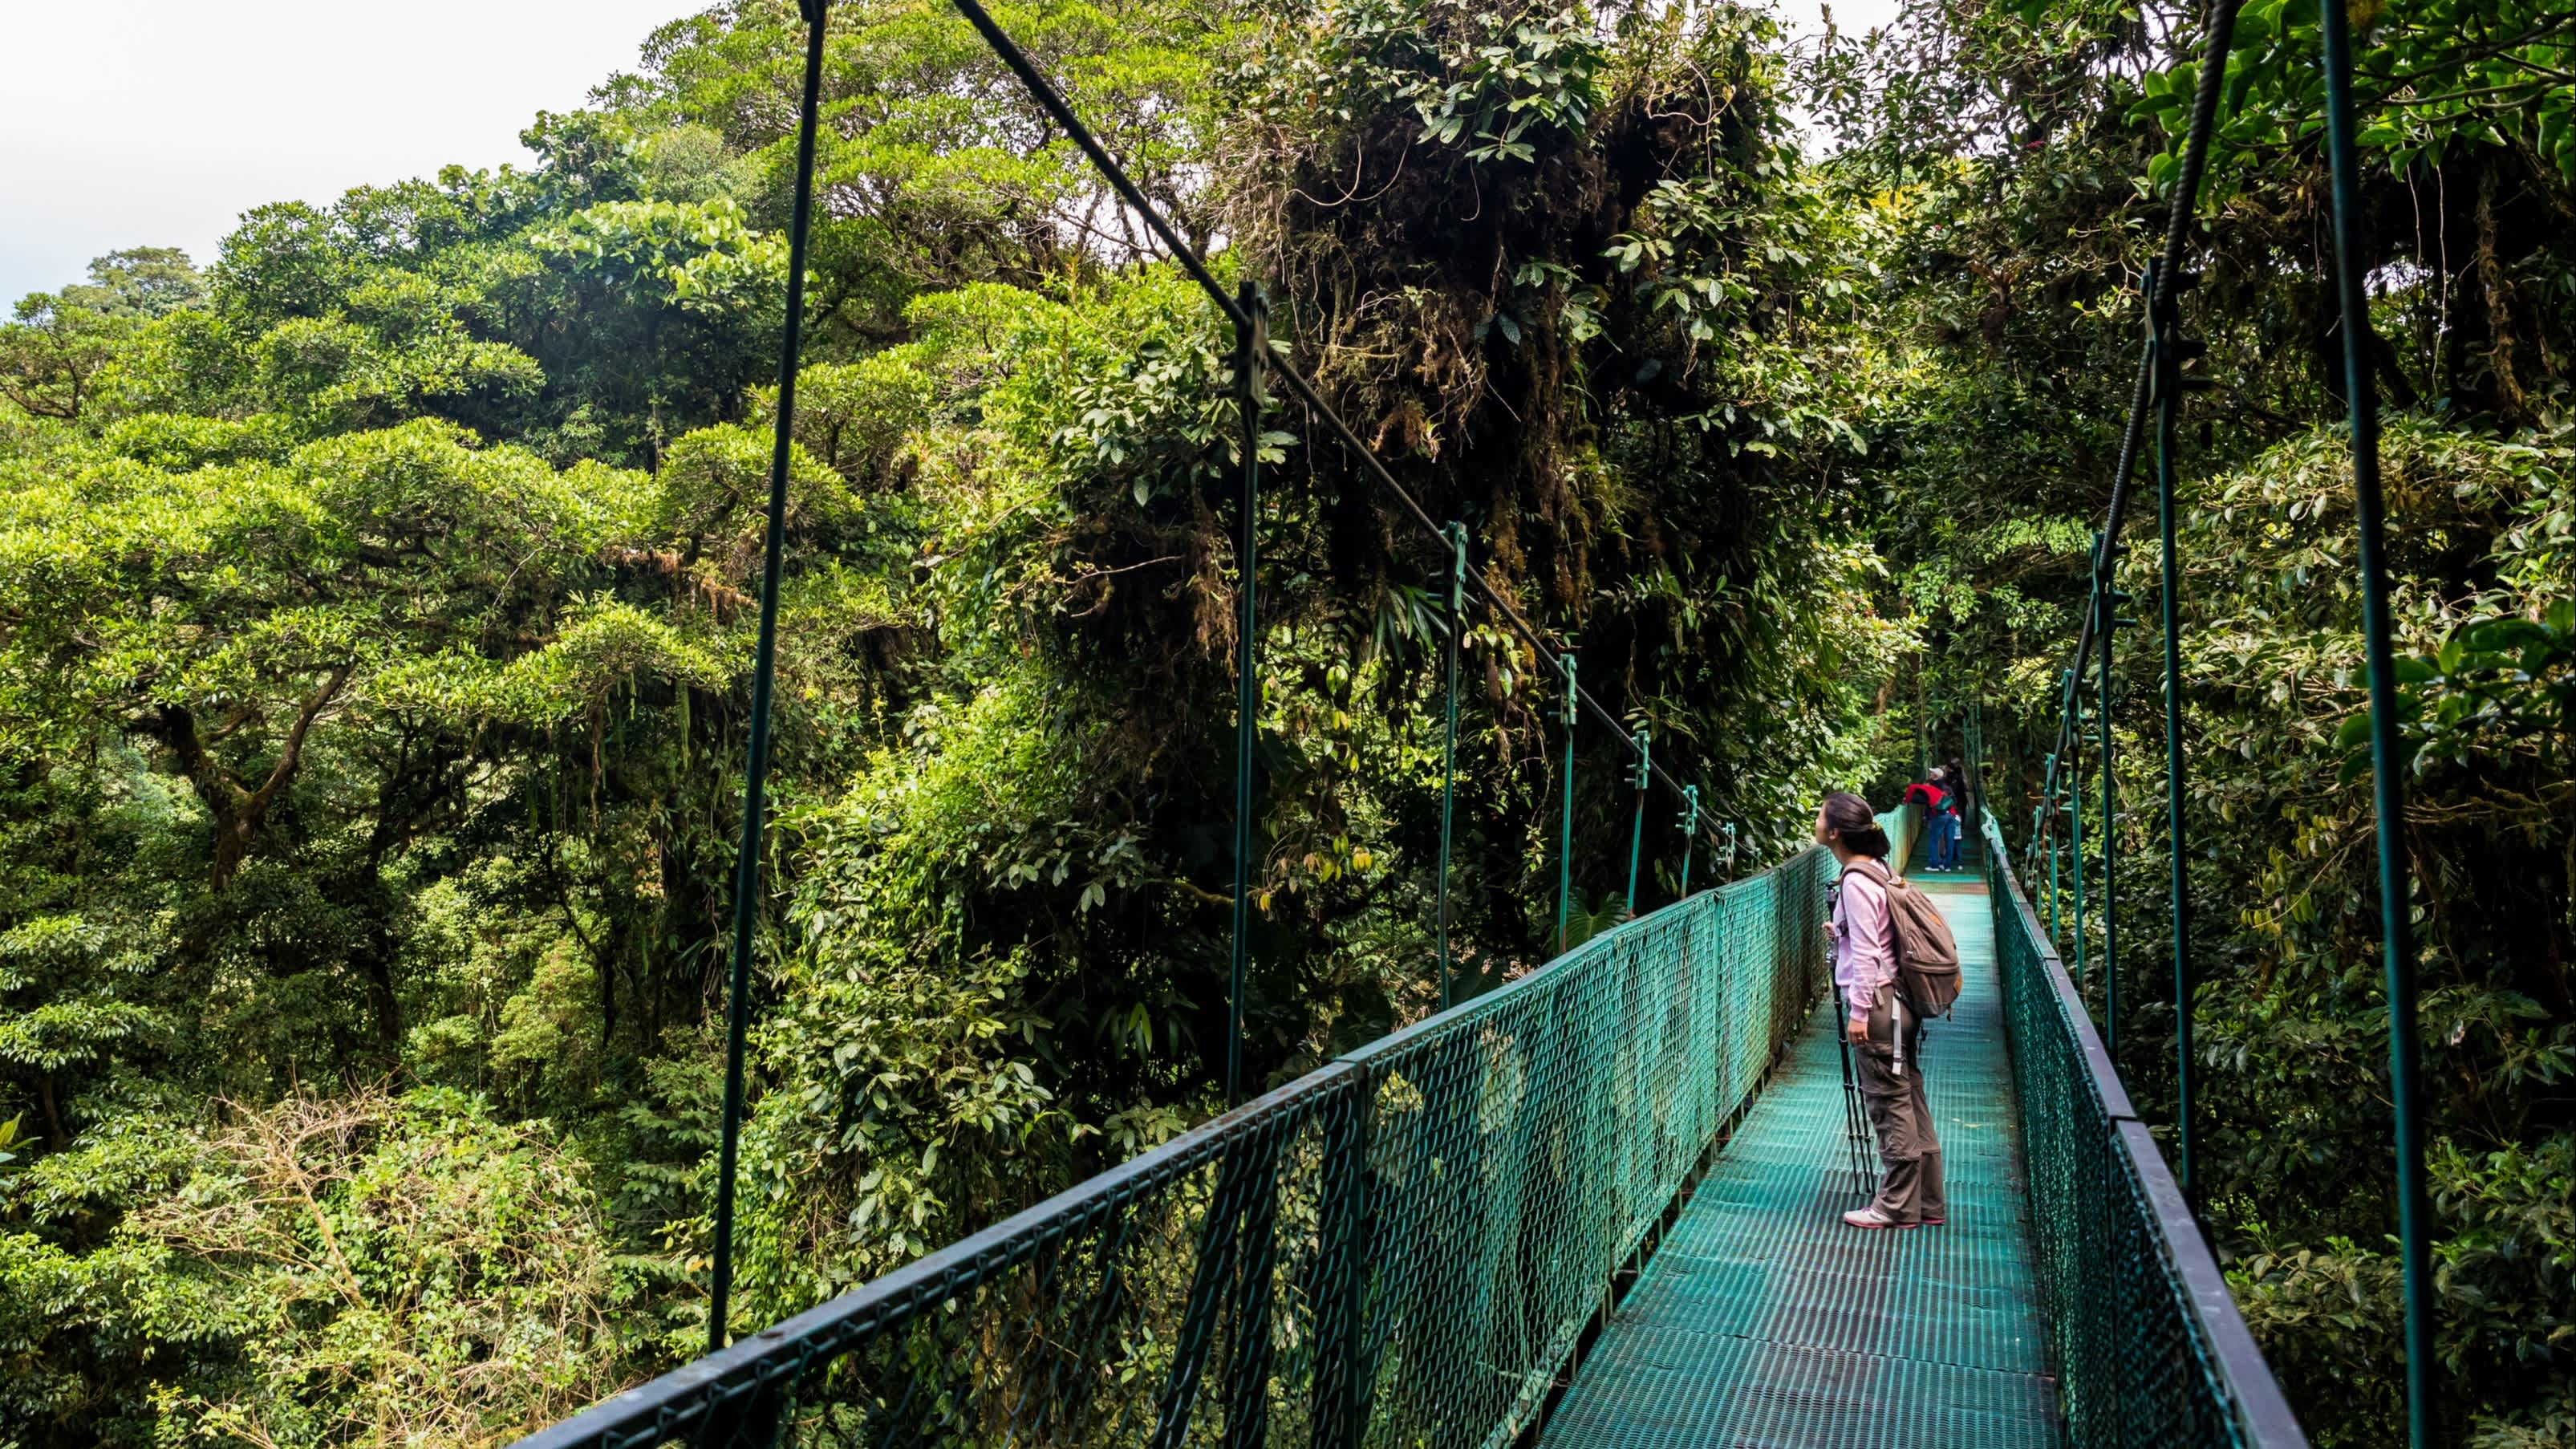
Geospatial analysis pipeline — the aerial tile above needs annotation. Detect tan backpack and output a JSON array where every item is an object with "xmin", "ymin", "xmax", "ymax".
[{"xmin": 1841, "ymin": 858, "xmax": 1961, "ymax": 1017}]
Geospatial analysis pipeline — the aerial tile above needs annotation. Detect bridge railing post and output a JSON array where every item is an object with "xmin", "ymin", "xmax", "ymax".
[
  {"xmin": 1624, "ymin": 725, "xmax": 1650, "ymax": 916},
  {"xmin": 1555, "ymin": 650, "xmax": 1578, "ymax": 953},
  {"xmin": 1675, "ymin": 787, "xmax": 1700, "ymax": 899}
]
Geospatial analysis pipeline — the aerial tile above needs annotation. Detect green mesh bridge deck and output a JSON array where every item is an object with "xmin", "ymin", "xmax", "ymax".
[{"xmin": 1541, "ymin": 834, "xmax": 2062, "ymax": 1448}]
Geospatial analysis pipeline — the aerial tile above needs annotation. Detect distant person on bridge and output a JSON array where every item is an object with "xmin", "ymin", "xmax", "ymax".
[
  {"xmin": 1819, "ymin": 792, "xmax": 1948, "ymax": 1231},
  {"xmin": 1906, "ymin": 768, "xmax": 1961, "ymax": 872},
  {"xmin": 1933, "ymin": 765, "xmax": 1965, "ymax": 870}
]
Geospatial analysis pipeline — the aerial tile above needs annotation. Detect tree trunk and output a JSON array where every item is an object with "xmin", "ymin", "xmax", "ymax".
[{"xmin": 149, "ymin": 664, "xmax": 351, "ymax": 889}]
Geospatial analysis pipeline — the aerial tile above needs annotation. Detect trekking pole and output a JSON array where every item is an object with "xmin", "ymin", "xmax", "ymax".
[
  {"xmin": 1825, "ymin": 873, "xmax": 1878, "ymax": 1200},
  {"xmin": 1829, "ymin": 973, "xmax": 1875, "ymax": 1200}
]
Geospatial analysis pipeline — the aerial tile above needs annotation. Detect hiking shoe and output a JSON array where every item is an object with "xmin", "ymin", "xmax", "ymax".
[
  {"xmin": 1921, "ymin": 1216, "xmax": 1947, "ymax": 1227},
  {"xmin": 1843, "ymin": 1207, "xmax": 1917, "ymax": 1231}
]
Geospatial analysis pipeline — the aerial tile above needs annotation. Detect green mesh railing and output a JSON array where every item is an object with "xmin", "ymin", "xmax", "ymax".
[
  {"xmin": 521, "ymin": 819, "xmax": 1921, "ymax": 1449},
  {"xmin": 1980, "ymin": 811, "xmax": 2308, "ymax": 1449}
]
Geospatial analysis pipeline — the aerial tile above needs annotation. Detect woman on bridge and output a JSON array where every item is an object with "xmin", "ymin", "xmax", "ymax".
[{"xmin": 1819, "ymin": 792, "xmax": 1947, "ymax": 1230}]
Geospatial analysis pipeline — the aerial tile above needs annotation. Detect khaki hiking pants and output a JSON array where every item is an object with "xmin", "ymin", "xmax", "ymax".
[{"xmin": 1856, "ymin": 993, "xmax": 1946, "ymax": 1224}]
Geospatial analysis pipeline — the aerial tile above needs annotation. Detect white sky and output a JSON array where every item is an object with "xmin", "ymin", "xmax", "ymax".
[
  {"xmin": 1, "ymin": 0, "xmax": 1905, "ymax": 307},
  {"xmin": 1777, "ymin": 0, "xmax": 1907, "ymax": 47},
  {"xmin": 0, "ymin": 0, "xmax": 679, "ymax": 304}
]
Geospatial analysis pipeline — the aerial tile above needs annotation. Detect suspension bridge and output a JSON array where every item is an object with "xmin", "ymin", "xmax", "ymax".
[
  {"xmin": 512, "ymin": 0, "xmax": 2436, "ymax": 1441},
  {"xmin": 522, "ymin": 800, "xmax": 2304, "ymax": 1449}
]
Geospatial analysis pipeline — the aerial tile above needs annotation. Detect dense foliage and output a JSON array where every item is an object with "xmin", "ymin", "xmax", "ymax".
[
  {"xmin": 6, "ymin": 0, "xmax": 2570, "ymax": 1442},
  {"xmin": 0, "ymin": 1, "xmax": 1899, "ymax": 1441}
]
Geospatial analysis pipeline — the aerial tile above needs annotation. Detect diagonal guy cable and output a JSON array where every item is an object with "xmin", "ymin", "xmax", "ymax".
[{"xmin": 947, "ymin": 0, "xmax": 1726, "ymax": 846}]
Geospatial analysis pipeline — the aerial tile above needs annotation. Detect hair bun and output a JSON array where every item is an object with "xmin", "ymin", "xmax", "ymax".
[{"xmin": 1820, "ymin": 789, "xmax": 1892, "ymax": 858}]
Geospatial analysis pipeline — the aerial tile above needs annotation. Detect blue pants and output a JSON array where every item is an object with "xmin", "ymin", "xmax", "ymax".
[{"xmin": 1928, "ymin": 811, "xmax": 1960, "ymax": 870}]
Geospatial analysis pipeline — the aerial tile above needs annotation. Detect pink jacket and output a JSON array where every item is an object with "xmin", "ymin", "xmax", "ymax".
[{"xmin": 1832, "ymin": 862, "xmax": 1897, "ymax": 1020}]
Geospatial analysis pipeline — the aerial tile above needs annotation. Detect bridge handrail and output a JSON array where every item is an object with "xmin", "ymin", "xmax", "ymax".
[
  {"xmin": 1979, "ymin": 811, "xmax": 2308, "ymax": 1449},
  {"xmin": 520, "ymin": 811, "xmax": 1922, "ymax": 1448}
]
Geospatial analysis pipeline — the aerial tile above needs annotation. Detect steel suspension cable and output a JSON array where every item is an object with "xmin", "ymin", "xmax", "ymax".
[
  {"xmin": 708, "ymin": 0, "xmax": 831, "ymax": 1357},
  {"xmin": 1556, "ymin": 652, "xmax": 1579, "ymax": 953},
  {"xmin": 2040, "ymin": 753, "xmax": 2060, "ymax": 938},
  {"xmin": 1226, "ymin": 283, "xmax": 1265, "ymax": 1106},
  {"xmin": 2054, "ymin": 667, "xmax": 2088, "ymax": 984},
  {"xmin": 2098, "ymin": 550, "xmax": 2120, "ymax": 1057},
  {"xmin": 2319, "ymin": 2, "xmax": 2436, "ymax": 1438},
  {"xmin": 2150, "ymin": 257, "xmax": 2201, "ymax": 1202},
  {"xmin": 1437, "ymin": 523, "xmax": 1466, "ymax": 1009}
]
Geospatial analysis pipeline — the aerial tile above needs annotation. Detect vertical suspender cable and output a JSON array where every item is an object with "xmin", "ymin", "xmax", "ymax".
[
  {"xmin": 1624, "ymin": 726, "xmax": 1651, "ymax": 915},
  {"xmin": 2063, "ymin": 670, "xmax": 2087, "ymax": 986},
  {"xmin": 1915, "ymin": 681, "xmax": 1928, "ymax": 781},
  {"xmin": 1961, "ymin": 706, "xmax": 1974, "ymax": 838},
  {"xmin": 2070, "ymin": 736, "xmax": 2087, "ymax": 984},
  {"xmin": 1227, "ymin": 283, "xmax": 1268, "ymax": 1106},
  {"xmin": 2151, "ymin": 258, "xmax": 2199, "ymax": 1202},
  {"xmin": 2099, "ymin": 557, "xmax": 2120, "ymax": 1058},
  {"xmin": 2043, "ymin": 754, "xmax": 2061, "ymax": 940},
  {"xmin": 708, "ymin": 0, "xmax": 830, "ymax": 1357},
  {"xmin": 2040, "ymin": 802, "xmax": 2057, "ymax": 932},
  {"xmin": 2319, "ymin": 6, "xmax": 2435, "ymax": 1439},
  {"xmin": 1677, "ymin": 787, "xmax": 1700, "ymax": 899},
  {"xmin": 2034, "ymin": 799, "xmax": 2047, "ymax": 902},
  {"xmin": 1438, "ymin": 523, "xmax": 1466, "ymax": 1009},
  {"xmin": 1925, "ymin": 698, "xmax": 1933, "ymax": 782},
  {"xmin": 1556, "ymin": 651, "xmax": 1578, "ymax": 954}
]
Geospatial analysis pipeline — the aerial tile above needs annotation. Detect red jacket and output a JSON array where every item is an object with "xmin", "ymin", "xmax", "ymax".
[{"xmin": 1904, "ymin": 782, "xmax": 1947, "ymax": 812}]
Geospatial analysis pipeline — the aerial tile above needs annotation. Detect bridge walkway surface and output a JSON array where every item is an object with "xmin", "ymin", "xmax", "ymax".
[{"xmin": 1541, "ymin": 834, "xmax": 2062, "ymax": 1448}]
